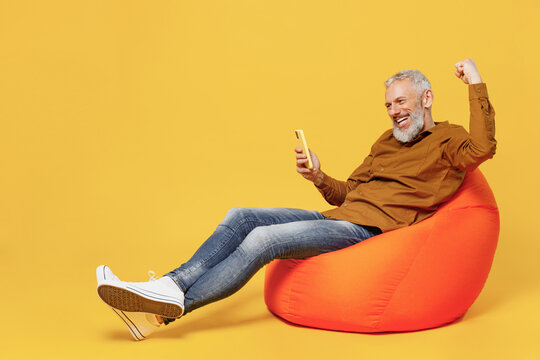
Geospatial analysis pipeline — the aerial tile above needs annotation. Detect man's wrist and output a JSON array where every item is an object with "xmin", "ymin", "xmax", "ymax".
[
  {"xmin": 469, "ymin": 75, "xmax": 483, "ymax": 85},
  {"xmin": 314, "ymin": 171, "xmax": 325, "ymax": 187}
]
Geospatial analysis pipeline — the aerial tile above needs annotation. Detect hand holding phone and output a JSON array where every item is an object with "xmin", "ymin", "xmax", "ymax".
[{"xmin": 294, "ymin": 131, "xmax": 323, "ymax": 186}]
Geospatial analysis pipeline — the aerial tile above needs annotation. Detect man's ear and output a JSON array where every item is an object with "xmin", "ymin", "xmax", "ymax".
[{"xmin": 422, "ymin": 89, "xmax": 433, "ymax": 109}]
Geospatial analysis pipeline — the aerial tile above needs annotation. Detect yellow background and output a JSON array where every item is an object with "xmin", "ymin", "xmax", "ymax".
[{"xmin": 1, "ymin": 0, "xmax": 539, "ymax": 358}]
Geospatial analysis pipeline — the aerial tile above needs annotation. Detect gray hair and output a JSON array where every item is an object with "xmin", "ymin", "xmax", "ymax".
[{"xmin": 384, "ymin": 69, "xmax": 431, "ymax": 99}]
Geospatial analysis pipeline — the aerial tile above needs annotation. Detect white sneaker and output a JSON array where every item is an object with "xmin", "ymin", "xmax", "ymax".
[
  {"xmin": 97, "ymin": 266, "xmax": 165, "ymax": 340},
  {"xmin": 96, "ymin": 265, "xmax": 185, "ymax": 318},
  {"xmin": 96, "ymin": 264, "xmax": 120, "ymax": 283}
]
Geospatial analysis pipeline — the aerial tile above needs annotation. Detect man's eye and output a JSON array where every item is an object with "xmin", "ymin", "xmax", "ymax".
[{"xmin": 399, "ymin": 99, "xmax": 405, "ymax": 104}]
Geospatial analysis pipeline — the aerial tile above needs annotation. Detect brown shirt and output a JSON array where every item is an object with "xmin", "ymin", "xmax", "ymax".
[{"xmin": 317, "ymin": 83, "xmax": 496, "ymax": 232}]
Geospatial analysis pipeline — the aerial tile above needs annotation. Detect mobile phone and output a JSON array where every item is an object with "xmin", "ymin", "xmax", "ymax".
[{"xmin": 295, "ymin": 129, "xmax": 313, "ymax": 170}]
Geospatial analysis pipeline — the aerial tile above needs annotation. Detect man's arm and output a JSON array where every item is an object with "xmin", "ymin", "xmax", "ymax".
[
  {"xmin": 295, "ymin": 147, "xmax": 370, "ymax": 206},
  {"xmin": 444, "ymin": 59, "xmax": 497, "ymax": 171}
]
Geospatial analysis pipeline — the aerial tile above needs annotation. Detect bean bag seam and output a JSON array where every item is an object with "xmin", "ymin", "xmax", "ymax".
[
  {"xmin": 372, "ymin": 221, "xmax": 435, "ymax": 331},
  {"xmin": 269, "ymin": 260, "xmax": 300, "ymax": 320},
  {"xmin": 440, "ymin": 205, "xmax": 498, "ymax": 212},
  {"xmin": 285, "ymin": 262, "xmax": 295, "ymax": 317},
  {"xmin": 442, "ymin": 206, "xmax": 499, "ymax": 214}
]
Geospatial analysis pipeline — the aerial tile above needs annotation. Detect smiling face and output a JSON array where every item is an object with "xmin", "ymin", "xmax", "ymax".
[{"xmin": 385, "ymin": 78, "xmax": 426, "ymax": 143}]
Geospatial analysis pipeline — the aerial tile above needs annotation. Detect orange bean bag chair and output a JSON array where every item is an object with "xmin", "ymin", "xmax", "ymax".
[{"xmin": 264, "ymin": 169, "xmax": 499, "ymax": 332}]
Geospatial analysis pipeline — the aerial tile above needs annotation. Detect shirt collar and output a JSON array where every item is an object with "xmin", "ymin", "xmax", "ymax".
[{"xmin": 403, "ymin": 121, "xmax": 449, "ymax": 146}]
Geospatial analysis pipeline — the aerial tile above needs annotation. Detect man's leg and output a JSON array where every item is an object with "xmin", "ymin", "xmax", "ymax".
[
  {"xmin": 97, "ymin": 207, "xmax": 327, "ymax": 325},
  {"xmin": 181, "ymin": 218, "xmax": 379, "ymax": 315},
  {"xmin": 163, "ymin": 207, "xmax": 326, "ymax": 293}
]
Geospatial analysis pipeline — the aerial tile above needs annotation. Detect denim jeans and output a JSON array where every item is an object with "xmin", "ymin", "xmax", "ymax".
[{"xmin": 163, "ymin": 207, "xmax": 380, "ymax": 319}]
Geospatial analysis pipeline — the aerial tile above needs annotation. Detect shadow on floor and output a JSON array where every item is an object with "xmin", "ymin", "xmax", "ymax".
[{"xmin": 152, "ymin": 289, "xmax": 273, "ymax": 339}]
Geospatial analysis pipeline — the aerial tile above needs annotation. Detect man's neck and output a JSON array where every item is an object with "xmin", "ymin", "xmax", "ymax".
[{"xmin": 422, "ymin": 113, "xmax": 435, "ymax": 132}]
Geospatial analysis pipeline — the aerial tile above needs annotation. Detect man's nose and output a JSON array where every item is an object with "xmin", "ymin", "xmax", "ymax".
[{"xmin": 389, "ymin": 104, "xmax": 401, "ymax": 116}]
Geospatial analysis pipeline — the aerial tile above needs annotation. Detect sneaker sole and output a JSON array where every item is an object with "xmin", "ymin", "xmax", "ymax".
[{"xmin": 97, "ymin": 284, "xmax": 184, "ymax": 318}]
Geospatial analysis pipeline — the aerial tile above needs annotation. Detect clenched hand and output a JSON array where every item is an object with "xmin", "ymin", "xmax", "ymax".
[{"xmin": 454, "ymin": 58, "xmax": 483, "ymax": 85}]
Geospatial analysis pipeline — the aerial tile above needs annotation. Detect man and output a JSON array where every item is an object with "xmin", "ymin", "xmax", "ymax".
[{"xmin": 96, "ymin": 59, "xmax": 496, "ymax": 340}]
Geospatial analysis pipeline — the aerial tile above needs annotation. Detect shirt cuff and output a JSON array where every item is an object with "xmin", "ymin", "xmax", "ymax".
[
  {"xmin": 314, "ymin": 172, "xmax": 333, "ymax": 191},
  {"xmin": 469, "ymin": 83, "xmax": 489, "ymax": 100}
]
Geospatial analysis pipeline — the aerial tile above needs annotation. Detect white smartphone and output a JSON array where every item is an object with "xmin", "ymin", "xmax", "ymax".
[{"xmin": 295, "ymin": 129, "xmax": 313, "ymax": 170}]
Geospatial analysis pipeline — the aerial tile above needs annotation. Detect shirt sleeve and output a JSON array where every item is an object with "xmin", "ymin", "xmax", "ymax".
[
  {"xmin": 314, "ymin": 153, "xmax": 373, "ymax": 206},
  {"xmin": 443, "ymin": 83, "xmax": 497, "ymax": 171}
]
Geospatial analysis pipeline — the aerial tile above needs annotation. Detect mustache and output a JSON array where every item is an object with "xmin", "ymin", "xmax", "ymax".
[{"xmin": 394, "ymin": 113, "xmax": 410, "ymax": 119}]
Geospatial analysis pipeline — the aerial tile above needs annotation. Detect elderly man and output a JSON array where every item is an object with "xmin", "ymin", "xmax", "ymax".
[{"xmin": 97, "ymin": 58, "xmax": 496, "ymax": 340}]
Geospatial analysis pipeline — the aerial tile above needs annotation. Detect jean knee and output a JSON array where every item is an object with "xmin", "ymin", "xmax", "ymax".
[
  {"xmin": 239, "ymin": 226, "xmax": 277, "ymax": 259},
  {"xmin": 222, "ymin": 207, "xmax": 249, "ymax": 225}
]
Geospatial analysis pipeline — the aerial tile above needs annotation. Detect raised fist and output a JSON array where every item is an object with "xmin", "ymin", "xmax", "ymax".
[{"xmin": 454, "ymin": 59, "xmax": 483, "ymax": 85}]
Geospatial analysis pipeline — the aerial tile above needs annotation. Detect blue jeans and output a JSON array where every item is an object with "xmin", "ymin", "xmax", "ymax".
[{"xmin": 164, "ymin": 207, "xmax": 380, "ymax": 319}]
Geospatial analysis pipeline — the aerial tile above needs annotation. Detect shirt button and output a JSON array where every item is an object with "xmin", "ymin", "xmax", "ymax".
[
  {"xmin": 485, "ymin": 111, "xmax": 489, "ymax": 115},
  {"xmin": 380, "ymin": 167, "xmax": 384, "ymax": 171},
  {"xmin": 476, "ymin": 89, "xmax": 481, "ymax": 93},
  {"xmin": 343, "ymin": 203, "xmax": 348, "ymax": 207}
]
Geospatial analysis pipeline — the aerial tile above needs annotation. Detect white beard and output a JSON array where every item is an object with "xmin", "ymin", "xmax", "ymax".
[{"xmin": 392, "ymin": 108, "xmax": 425, "ymax": 143}]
